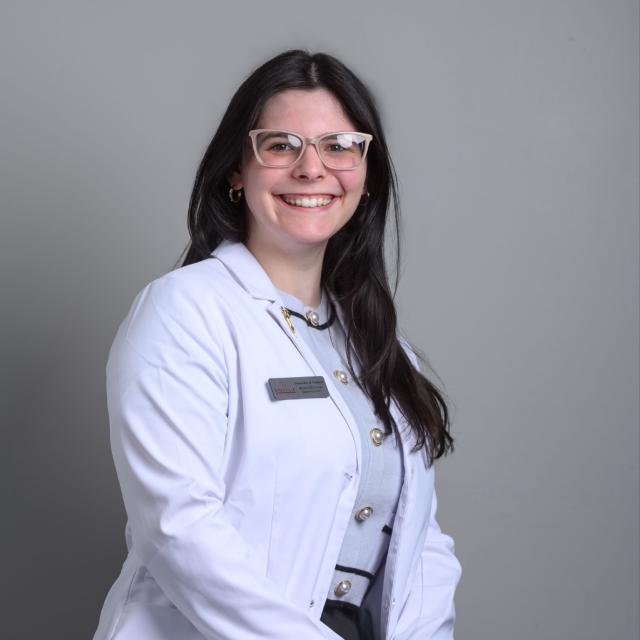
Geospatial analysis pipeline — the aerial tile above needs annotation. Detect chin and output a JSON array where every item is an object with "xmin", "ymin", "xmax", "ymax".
[
  {"xmin": 286, "ymin": 232, "xmax": 333, "ymax": 248},
  {"xmin": 274, "ymin": 224, "xmax": 334, "ymax": 246}
]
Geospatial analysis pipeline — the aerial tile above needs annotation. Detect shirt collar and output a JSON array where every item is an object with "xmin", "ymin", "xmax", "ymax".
[{"xmin": 276, "ymin": 285, "xmax": 328, "ymax": 315}]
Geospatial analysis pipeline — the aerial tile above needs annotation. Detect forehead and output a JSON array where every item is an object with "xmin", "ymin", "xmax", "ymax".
[{"xmin": 257, "ymin": 88, "xmax": 356, "ymax": 134}]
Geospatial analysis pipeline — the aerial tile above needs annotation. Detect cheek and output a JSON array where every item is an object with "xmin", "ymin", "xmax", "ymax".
[
  {"xmin": 243, "ymin": 174, "xmax": 277, "ymax": 213},
  {"xmin": 340, "ymin": 172, "xmax": 367, "ymax": 200},
  {"xmin": 339, "ymin": 175, "xmax": 367, "ymax": 226}
]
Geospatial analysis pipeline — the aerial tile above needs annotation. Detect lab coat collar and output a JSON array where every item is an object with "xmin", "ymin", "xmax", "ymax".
[
  {"xmin": 210, "ymin": 239, "xmax": 276, "ymax": 302},
  {"xmin": 210, "ymin": 239, "xmax": 349, "ymax": 336}
]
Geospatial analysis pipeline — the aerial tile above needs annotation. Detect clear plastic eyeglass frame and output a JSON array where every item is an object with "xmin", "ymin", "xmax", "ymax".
[{"xmin": 248, "ymin": 129, "xmax": 373, "ymax": 170}]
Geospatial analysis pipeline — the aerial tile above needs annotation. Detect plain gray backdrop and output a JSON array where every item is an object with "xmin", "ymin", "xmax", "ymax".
[{"xmin": 1, "ymin": 1, "xmax": 638, "ymax": 639}]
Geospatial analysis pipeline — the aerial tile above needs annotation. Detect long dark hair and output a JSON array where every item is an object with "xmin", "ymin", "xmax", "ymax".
[{"xmin": 175, "ymin": 49, "xmax": 454, "ymax": 466}]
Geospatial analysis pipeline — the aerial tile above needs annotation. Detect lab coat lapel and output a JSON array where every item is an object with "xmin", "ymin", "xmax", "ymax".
[{"xmin": 210, "ymin": 240, "xmax": 363, "ymax": 474}]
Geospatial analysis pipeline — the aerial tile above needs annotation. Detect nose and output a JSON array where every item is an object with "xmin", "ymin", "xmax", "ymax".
[{"xmin": 292, "ymin": 143, "xmax": 326, "ymax": 180}]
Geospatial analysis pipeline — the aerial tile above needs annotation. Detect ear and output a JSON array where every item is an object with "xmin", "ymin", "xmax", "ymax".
[{"xmin": 227, "ymin": 168, "xmax": 243, "ymax": 189}]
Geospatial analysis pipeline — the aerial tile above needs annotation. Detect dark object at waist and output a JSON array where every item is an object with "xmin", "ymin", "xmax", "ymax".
[{"xmin": 321, "ymin": 600, "xmax": 375, "ymax": 640}]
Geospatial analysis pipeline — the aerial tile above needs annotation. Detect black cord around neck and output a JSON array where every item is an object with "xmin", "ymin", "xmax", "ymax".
[{"xmin": 283, "ymin": 299, "xmax": 336, "ymax": 330}]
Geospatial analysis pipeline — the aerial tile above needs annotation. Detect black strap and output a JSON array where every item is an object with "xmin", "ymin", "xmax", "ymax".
[
  {"xmin": 335, "ymin": 564, "xmax": 375, "ymax": 580},
  {"xmin": 284, "ymin": 299, "xmax": 336, "ymax": 330}
]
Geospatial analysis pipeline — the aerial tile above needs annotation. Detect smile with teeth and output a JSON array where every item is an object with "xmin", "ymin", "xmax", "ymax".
[{"xmin": 279, "ymin": 194, "xmax": 335, "ymax": 208}]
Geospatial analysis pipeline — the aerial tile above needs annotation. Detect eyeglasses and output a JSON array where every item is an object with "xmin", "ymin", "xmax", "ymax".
[{"xmin": 248, "ymin": 129, "xmax": 373, "ymax": 170}]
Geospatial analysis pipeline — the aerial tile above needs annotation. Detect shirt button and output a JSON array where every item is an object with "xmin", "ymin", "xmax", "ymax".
[
  {"xmin": 334, "ymin": 580, "xmax": 352, "ymax": 596},
  {"xmin": 355, "ymin": 506, "xmax": 374, "ymax": 521},
  {"xmin": 369, "ymin": 428, "xmax": 384, "ymax": 446},
  {"xmin": 334, "ymin": 369, "xmax": 349, "ymax": 384}
]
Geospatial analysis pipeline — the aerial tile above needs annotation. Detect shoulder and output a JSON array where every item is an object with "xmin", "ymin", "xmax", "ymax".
[
  {"xmin": 145, "ymin": 257, "xmax": 235, "ymax": 310},
  {"xmin": 128, "ymin": 257, "xmax": 239, "ymax": 323},
  {"xmin": 106, "ymin": 260, "xmax": 234, "ymax": 405},
  {"xmin": 112, "ymin": 258, "xmax": 237, "ymax": 365}
]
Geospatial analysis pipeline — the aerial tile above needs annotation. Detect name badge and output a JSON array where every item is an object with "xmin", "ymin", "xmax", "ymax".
[{"xmin": 268, "ymin": 376, "xmax": 329, "ymax": 400}]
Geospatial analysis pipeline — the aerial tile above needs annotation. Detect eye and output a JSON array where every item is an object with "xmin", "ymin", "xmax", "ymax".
[
  {"xmin": 322, "ymin": 140, "xmax": 351, "ymax": 154},
  {"xmin": 322, "ymin": 134, "xmax": 363, "ymax": 155},
  {"xmin": 268, "ymin": 142, "xmax": 295, "ymax": 152},
  {"xmin": 260, "ymin": 133, "xmax": 302, "ymax": 153}
]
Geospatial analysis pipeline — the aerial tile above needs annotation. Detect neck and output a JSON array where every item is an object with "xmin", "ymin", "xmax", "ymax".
[{"xmin": 245, "ymin": 235, "xmax": 326, "ymax": 308}]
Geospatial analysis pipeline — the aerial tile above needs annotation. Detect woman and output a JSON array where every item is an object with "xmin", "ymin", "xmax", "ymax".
[{"xmin": 93, "ymin": 49, "xmax": 462, "ymax": 640}]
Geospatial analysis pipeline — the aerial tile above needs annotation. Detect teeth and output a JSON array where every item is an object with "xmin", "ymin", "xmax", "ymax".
[{"xmin": 281, "ymin": 195, "xmax": 333, "ymax": 208}]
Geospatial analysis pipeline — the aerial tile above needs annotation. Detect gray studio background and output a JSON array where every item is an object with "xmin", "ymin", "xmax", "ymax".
[{"xmin": 1, "ymin": 1, "xmax": 638, "ymax": 639}]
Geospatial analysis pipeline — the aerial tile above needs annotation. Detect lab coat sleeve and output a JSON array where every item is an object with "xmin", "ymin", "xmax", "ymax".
[
  {"xmin": 391, "ymin": 336, "xmax": 462, "ymax": 640},
  {"xmin": 107, "ymin": 275, "xmax": 342, "ymax": 640},
  {"xmin": 392, "ymin": 490, "xmax": 462, "ymax": 640}
]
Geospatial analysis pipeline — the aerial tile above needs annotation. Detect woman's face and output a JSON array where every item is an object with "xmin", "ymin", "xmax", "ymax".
[{"xmin": 230, "ymin": 88, "xmax": 368, "ymax": 256}]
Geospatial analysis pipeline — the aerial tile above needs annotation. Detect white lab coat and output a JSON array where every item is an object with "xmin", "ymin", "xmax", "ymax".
[{"xmin": 93, "ymin": 239, "xmax": 461, "ymax": 640}]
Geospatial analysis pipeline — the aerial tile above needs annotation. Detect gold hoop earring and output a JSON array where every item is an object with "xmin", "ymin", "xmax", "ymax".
[{"xmin": 228, "ymin": 187, "xmax": 243, "ymax": 203}]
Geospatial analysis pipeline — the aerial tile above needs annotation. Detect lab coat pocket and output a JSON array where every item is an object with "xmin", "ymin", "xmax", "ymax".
[
  {"xmin": 111, "ymin": 567, "xmax": 207, "ymax": 640},
  {"xmin": 112, "ymin": 601, "xmax": 205, "ymax": 640},
  {"xmin": 126, "ymin": 566, "xmax": 177, "ymax": 609}
]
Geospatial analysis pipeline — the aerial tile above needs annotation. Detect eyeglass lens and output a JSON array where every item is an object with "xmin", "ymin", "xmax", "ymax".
[{"xmin": 254, "ymin": 131, "xmax": 367, "ymax": 169}]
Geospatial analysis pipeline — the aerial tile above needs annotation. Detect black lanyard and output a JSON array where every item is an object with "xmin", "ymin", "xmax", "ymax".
[{"xmin": 283, "ymin": 299, "xmax": 337, "ymax": 330}]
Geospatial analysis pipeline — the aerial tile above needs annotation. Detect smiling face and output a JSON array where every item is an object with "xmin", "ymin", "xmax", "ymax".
[{"xmin": 229, "ymin": 88, "xmax": 368, "ymax": 257}]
